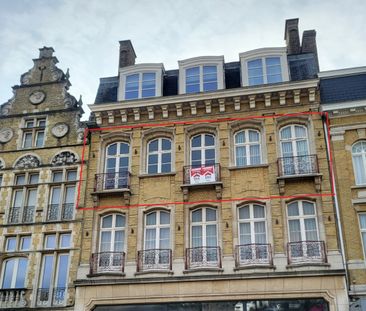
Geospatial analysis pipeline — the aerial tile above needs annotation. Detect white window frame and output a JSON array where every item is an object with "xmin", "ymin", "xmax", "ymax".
[
  {"xmin": 358, "ymin": 213, "xmax": 366, "ymax": 259},
  {"xmin": 240, "ymin": 47, "xmax": 289, "ymax": 87},
  {"xmin": 118, "ymin": 63, "xmax": 164, "ymax": 101},
  {"xmin": 190, "ymin": 133, "xmax": 216, "ymax": 166},
  {"xmin": 178, "ymin": 56, "xmax": 225, "ymax": 94},
  {"xmin": 352, "ymin": 141, "xmax": 366, "ymax": 185},
  {"xmin": 99, "ymin": 214, "xmax": 126, "ymax": 253},
  {"xmin": 234, "ymin": 129, "xmax": 262, "ymax": 166},
  {"xmin": 190, "ymin": 207, "xmax": 218, "ymax": 248},
  {"xmin": 22, "ymin": 117, "xmax": 46, "ymax": 148},
  {"xmin": 238, "ymin": 203, "xmax": 267, "ymax": 245},
  {"xmin": 1, "ymin": 257, "xmax": 28, "ymax": 289},
  {"xmin": 147, "ymin": 138, "xmax": 172, "ymax": 174},
  {"xmin": 279, "ymin": 124, "xmax": 309, "ymax": 157},
  {"xmin": 144, "ymin": 210, "xmax": 170, "ymax": 250}
]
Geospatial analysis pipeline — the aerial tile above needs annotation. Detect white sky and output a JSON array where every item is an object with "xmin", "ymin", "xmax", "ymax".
[{"xmin": 0, "ymin": 0, "xmax": 365, "ymax": 119}]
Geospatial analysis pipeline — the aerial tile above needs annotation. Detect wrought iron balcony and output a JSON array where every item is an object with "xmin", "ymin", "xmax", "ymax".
[
  {"xmin": 185, "ymin": 246, "xmax": 222, "ymax": 270},
  {"xmin": 46, "ymin": 203, "xmax": 74, "ymax": 222},
  {"xmin": 94, "ymin": 172, "xmax": 131, "ymax": 192},
  {"xmin": 8, "ymin": 206, "xmax": 35, "ymax": 224},
  {"xmin": 36, "ymin": 287, "xmax": 66, "ymax": 306},
  {"xmin": 277, "ymin": 155, "xmax": 319, "ymax": 177},
  {"xmin": 137, "ymin": 249, "xmax": 172, "ymax": 272},
  {"xmin": 235, "ymin": 243, "xmax": 273, "ymax": 268},
  {"xmin": 0, "ymin": 288, "xmax": 27, "ymax": 308},
  {"xmin": 183, "ymin": 163, "xmax": 221, "ymax": 185},
  {"xmin": 287, "ymin": 240, "xmax": 327, "ymax": 265},
  {"xmin": 90, "ymin": 252, "xmax": 125, "ymax": 274}
]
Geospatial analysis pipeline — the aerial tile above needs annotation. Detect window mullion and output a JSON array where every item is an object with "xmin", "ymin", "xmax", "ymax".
[{"xmin": 200, "ymin": 66, "xmax": 203, "ymax": 92}]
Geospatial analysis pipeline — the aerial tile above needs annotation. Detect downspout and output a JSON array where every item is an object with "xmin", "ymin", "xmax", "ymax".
[{"xmin": 322, "ymin": 111, "xmax": 350, "ymax": 291}]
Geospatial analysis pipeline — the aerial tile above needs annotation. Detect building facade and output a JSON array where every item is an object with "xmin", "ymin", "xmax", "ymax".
[
  {"xmin": 0, "ymin": 47, "xmax": 86, "ymax": 309},
  {"xmin": 74, "ymin": 19, "xmax": 348, "ymax": 310},
  {"xmin": 320, "ymin": 67, "xmax": 366, "ymax": 310}
]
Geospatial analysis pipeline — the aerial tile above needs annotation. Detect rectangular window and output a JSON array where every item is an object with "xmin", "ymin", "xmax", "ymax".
[
  {"xmin": 186, "ymin": 67, "xmax": 200, "ymax": 93},
  {"xmin": 360, "ymin": 214, "xmax": 366, "ymax": 259},
  {"xmin": 266, "ymin": 57, "xmax": 282, "ymax": 83},
  {"xmin": 186, "ymin": 65, "xmax": 218, "ymax": 93},
  {"xmin": 247, "ymin": 57, "xmax": 282, "ymax": 86},
  {"xmin": 203, "ymin": 66, "xmax": 217, "ymax": 91},
  {"xmin": 125, "ymin": 74, "xmax": 139, "ymax": 100},
  {"xmin": 4, "ymin": 235, "xmax": 31, "ymax": 252},
  {"xmin": 142, "ymin": 73, "xmax": 156, "ymax": 98},
  {"xmin": 22, "ymin": 117, "xmax": 46, "ymax": 148},
  {"xmin": 5, "ymin": 237, "xmax": 17, "ymax": 252}
]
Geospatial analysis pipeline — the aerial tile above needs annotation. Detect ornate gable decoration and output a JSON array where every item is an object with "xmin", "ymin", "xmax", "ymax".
[
  {"xmin": 52, "ymin": 151, "xmax": 78, "ymax": 166},
  {"xmin": 14, "ymin": 155, "xmax": 40, "ymax": 169}
]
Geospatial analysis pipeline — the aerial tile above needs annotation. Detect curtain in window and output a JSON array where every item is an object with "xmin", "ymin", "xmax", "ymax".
[
  {"xmin": 353, "ymin": 154, "xmax": 366, "ymax": 184},
  {"xmin": 288, "ymin": 220, "xmax": 301, "ymax": 242}
]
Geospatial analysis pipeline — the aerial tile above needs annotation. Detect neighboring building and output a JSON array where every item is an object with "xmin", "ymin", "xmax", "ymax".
[
  {"xmin": 320, "ymin": 67, "xmax": 366, "ymax": 310},
  {"xmin": 74, "ymin": 19, "xmax": 348, "ymax": 310},
  {"xmin": 0, "ymin": 48, "xmax": 86, "ymax": 309}
]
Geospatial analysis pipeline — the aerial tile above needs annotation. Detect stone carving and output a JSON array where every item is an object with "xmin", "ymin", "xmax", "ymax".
[
  {"xmin": 51, "ymin": 123, "xmax": 69, "ymax": 138},
  {"xmin": 64, "ymin": 93, "xmax": 77, "ymax": 108},
  {"xmin": 0, "ymin": 128, "xmax": 13, "ymax": 143},
  {"xmin": 52, "ymin": 151, "xmax": 78, "ymax": 166},
  {"xmin": 50, "ymin": 61, "xmax": 64, "ymax": 82},
  {"xmin": 29, "ymin": 90, "xmax": 46, "ymax": 105},
  {"xmin": 14, "ymin": 155, "xmax": 40, "ymax": 169},
  {"xmin": 20, "ymin": 68, "xmax": 33, "ymax": 85},
  {"xmin": 0, "ymin": 93, "xmax": 15, "ymax": 116}
]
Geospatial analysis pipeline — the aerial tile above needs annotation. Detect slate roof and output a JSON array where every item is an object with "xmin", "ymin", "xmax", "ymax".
[
  {"xmin": 320, "ymin": 73, "xmax": 366, "ymax": 104},
  {"xmin": 94, "ymin": 54, "xmax": 318, "ymax": 104}
]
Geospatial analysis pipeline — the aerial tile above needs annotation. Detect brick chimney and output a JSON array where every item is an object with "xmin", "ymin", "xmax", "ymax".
[
  {"xmin": 285, "ymin": 18, "xmax": 301, "ymax": 55},
  {"xmin": 119, "ymin": 40, "xmax": 136, "ymax": 68},
  {"xmin": 301, "ymin": 30, "xmax": 319, "ymax": 71}
]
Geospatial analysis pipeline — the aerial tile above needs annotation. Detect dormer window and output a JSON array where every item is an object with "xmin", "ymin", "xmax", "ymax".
[
  {"xmin": 118, "ymin": 64, "xmax": 164, "ymax": 101},
  {"xmin": 178, "ymin": 56, "xmax": 224, "ymax": 94},
  {"xmin": 240, "ymin": 47, "xmax": 289, "ymax": 87}
]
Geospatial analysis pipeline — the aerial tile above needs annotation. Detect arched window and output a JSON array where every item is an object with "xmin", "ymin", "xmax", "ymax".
[
  {"xmin": 1, "ymin": 258, "xmax": 28, "ymax": 288},
  {"xmin": 234, "ymin": 129, "xmax": 261, "ymax": 166},
  {"xmin": 280, "ymin": 124, "xmax": 309, "ymax": 175},
  {"xmin": 190, "ymin": 207, "xmax": 218, "ymax": 265},
  {"xmin": 191, "ymin": 134, "xmax": 216, "ymax": 167},
  {"xmin": 352, "ymin": 141, "xmax": 366, "ymax": 185},
  {"xmin": 105, "ymin": 142, "xmax": 130, "ymax": 189},
  {"xmin": 97, "ymin": 214, "xmax": 126, "ymax": 272},
  {"xmin": 147, "ymin": 138, "xmax": 172, "ymax": 174}
]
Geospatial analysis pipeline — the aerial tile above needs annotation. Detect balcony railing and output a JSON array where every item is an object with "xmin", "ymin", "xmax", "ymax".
[
  {"xmin": 235, "ymin": 243, "xmax": 273, "ymax": 268},
  {"xmin": 8, "ymin": 206, "xmax": 35, "ymax": 224},
  {"xmin": 46, "ymin": 203, "xmax": 74, "ymax": 222},
  {"xmin": 183, "ymin": 163, "xmax": 221, "ymax": 185},
  {"xmin": 277, "ymin": 155, "xmax": 319, "ymax": 177},
  {"xmin": 287, "ymin": 240, "xmax": 327, "ymax": 265},
  {"xmin": 137, "ymin": 249, "xmax": 172, "ymax": 272},
  {"xmin": 90, "ymin": 252, "xmax": 125, "ymax": 274},
  {"xmin": 36, "ymin": 287, "xmax": 66, "ymax": 306},
  {"xmin": 0, "ymin": 288, "xmax": 27, "ymax": 308},
  {"xmin": 185, "ymin": 246, "xmax": 222, "ymax": 270},
  {"xmin": 94, "ymin": 172, "xmax": 131, "ymax": 192}
]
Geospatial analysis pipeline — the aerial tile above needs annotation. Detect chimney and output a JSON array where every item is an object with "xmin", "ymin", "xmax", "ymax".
[
  {"xmin": 119, "ymin": 40, "xmax": 136, "ymax": 68},
  {"xmin": 301, "ymin": 30, "xmax": 319, "ymax": 71},
  {"xmin": 284, "ymin": 18, "xmax": 301, "ymax": 55}
]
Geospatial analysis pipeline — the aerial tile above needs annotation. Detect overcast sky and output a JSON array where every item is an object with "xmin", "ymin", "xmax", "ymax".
[{"xmin": 0, "ymin": 0, "xmax": 365, "ymax": 119}]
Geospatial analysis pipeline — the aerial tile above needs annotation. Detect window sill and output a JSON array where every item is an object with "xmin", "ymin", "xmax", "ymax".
[
  {"xmin": 138, "ymin": 172, "xmax": 176, "ymax": 179},
  {"xmin": 183, "ymin": 267, "xmax": 223, "ymax": 274},
  {"xmin": 351, "ymin": 185, "xmax": 366, "ymax": 189},
  {"xmin": 228, "ymin": 164, "xmax": 269, "ymax": 171},
  {"xmin": 286, "ymin": 262, "xmax": 330, "ymax": 269},
  {"xmin": 135, "ymin": 270, "xmax": 173, "ymax": 276},
  {"xmin": 277, "ymin": 173, "xmax": 322, "ymax": 180},
  {"xmin": 233, "ymin": 264, "xmax": 275, "ymax": 271},
  {"xmin": 87, "ymin": 272, "xmax": 125, "ymax": 278}
]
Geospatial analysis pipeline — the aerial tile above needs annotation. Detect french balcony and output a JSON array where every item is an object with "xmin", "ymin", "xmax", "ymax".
[
  {"xmin": 235, "ymin": 244, "xmax": 273, "ymax": 268},
  {"xmin": 36, "ymin": 287, "xmax": 66, "ymax": 307},
  {"xmin": 137, "ymin": 249, "xmax": 172, "ymax": 272},
  {"xmin": 8, "ymin": 206, "xmax": 34, "ymax": 224},
  {"xmin": 0, "ymin": 288, "xmax": 28, "ymax": 308},
  {"xmin": 89, "ymin": 252, "xmax": 125, "ymax": 275},
  {"xmin": 287, "ymin": 240, "xmax": 327, "ymax": 265},
  {"xmin": 93, "ymin": 172, "xmax": 131, "ymax": 204},
  {"xmin": 185, "ymin": 246, "xmax": 222, "ymax": 270},
  {"xmin": 182, "ymin": 164, "xmax": 222, "ymax": 201},
  {"xmin": 46, "ymin": 203, "xmax": 74, "ymax": 222},
  {"xmin": 277, "ymin": 155, "xmax": 321, "ymax": 194}
]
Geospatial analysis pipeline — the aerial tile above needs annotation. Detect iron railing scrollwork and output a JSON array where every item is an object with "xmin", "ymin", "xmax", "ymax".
[
  {"xmin": 8, "ymin": 206, "xmax": 35, "ymax": 224},
  {"xmin": 287, "ymin": 240, "xmax": 327, "ymax": 264},
  {"xmin": 137, "ymin": 249, "xmax": 172, "ymax": 272},
  {"xmin": 90, "ymin": 252, "xmax": 125, "ymax": 274},
  {"xmin": 278, "ymin": 155, "xmax": 319, "ymax": 177},
  {"xmin": 185, "ymin": 246, "xmax": 221, "ymax": 270},
  {"xmin": 235, "ymin": 243, "xmax": 273, "ymax": 267},
  {"xmin": 36, "ymin": 287, "xmax": 66, "ymax": 306},
  {"xmin": 94, "ymin": 172, "xmax": 131, "ymax": 192},
  {"xmin": 46, "ymin": 203, "xmax": 74, "ymax": 222}
]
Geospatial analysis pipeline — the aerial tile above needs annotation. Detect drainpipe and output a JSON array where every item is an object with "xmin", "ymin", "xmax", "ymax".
[{"xmin": 322, "ymin": 112, "xmax": 350, "ymax": 291}]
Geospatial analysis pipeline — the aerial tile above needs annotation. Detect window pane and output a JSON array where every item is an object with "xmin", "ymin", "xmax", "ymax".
[
  {"xmin": 267, "ymin": 74, "xmax": 282, "ymax": 83},
  {"xmin": 38, "ymin": 119, "xmax": 46, "ymax": 127},
  {"xmin": 249, "ymin": 77, "xmax": 264, "ymax": 86},
  {"xmin": 65, "ymin": 186, "xmax": 75, "ymax": 204},
  {"xmin": 2, "ymin": 260, "xmax": 15, "ymax": 288},
  {"xmin": 360, "ymin": 214, "xmax": 366, "ymax": 229},
  {"xmin": 126, "ymin": 74, "xmax": 139, "ymax": 83},
  {"xmin": 288, "ymin": 220, "xmax": 301, "ymax": 242},
  {"xmin": 288, "ymin": 202, "xmax": 299, "ymax": 216},
  {"xmin": 206, "ymin": 225, "xmax": 217, "ymax": 246},
  {"xmin": 60, "ymin": 234, "xmax": 71, "ymax": 248},
  {"xmin": 304, "ymin": 219, "xmax": 318, "ymax": 240},
  {"xmin": 159, "ymin": 228, "xmax": 170, "ymax": 248},
  {"xmin": 248, "ymin": 59, "xmax": 262, "ymax": 69},
  {"xmin": 15, "ymin": 258, "xmax": 27, "ymax": 288},
  {"xmin": 67, "ymin": 170, "xmax": 77, "ymax": 181},
  {"xmin": 29, "ymin": 174, "xmax": 39, "ymax": 184},
  {"xmin": 295, "ymin": 126, "xmax": 307, "ymax": 138},
  {"xmin": 160, "ymin": 211, "xmax": 170, "ymax": 224},
  {"xmin": 20, "ymin": 236, "xmax": 31, "ymax": 251},
  {"xmin": 303, "ymin": 202, "xmax": 315, "ymax": 215},
  {"xmin": 107, "ymin": 143, "xmax": 117, "ymax": 156},
  {"xmin": 23, "ymin": 133, "xmax": 32, "ymax": 148},
  {"xmin": 146, "ymin": 212, "xmax": 157, "ymax": 226},
  {"xmin": 186, "ymin": 67, "xmax": 200, "ymax": 77},
  {"xmin": 56, "ymin": 254, "xmax": 69, "ymax": 288},
  {"xmin": 143, "ymin": 72, "xmax": 155, "ymax": 81},
  {"xmin": 25, "ymin": 120, "xmax": 34, "ymax": 128},
  {"xmin": 191, "ymin": 150, "xmax": 201, "ymax": 162},
  {"xmin": 162, "ymin": 139, "xmax": 171, "ymax": 151},
  {"xmin": 35, "ymin": 131, "xmax": 44, "ymax": 147},
  {"xmin": 253, "ymin": 205, "xmax": 265, "ymax": 218},
  {"xmin": 114, "ymin": 230, "xmax": 124, "ymax": 251},
  {"xmin": 239, "ymin": 223, "xmax": 251, "ymax": 244},
  {"xmin": 145, "ymin": 229, "xmax": 156, "ymax": 249},
  {"xmin": 142, "ymin": 89, "xmax": 155, "ymax": 97},
  {"xmin": 203, "ymin": 81, "xmax": 217, "ymax": 92},
  {"xmin": 192, "ymin": 135, "xmax": 201, "ymax": 148},
  {"xmin": 27, "ymin": 189, "xmax": 37, "ymax": 206},
  {"xmin": 13, "ymin": 190, "xmax": 23, "ymax": 207},
  {"xmin": 249, "ymin": 145, "xmax": 261, "ymax": 165},
  {"xmin": 41, "ymin": 256, "xmax": 54, "ymax": 288},
  {"xmin": 148, "ymin": 164, "xmax": 158, "ymax": 174},
  {"xmin": 102, "ymin": 215, "xmax": 113, "ymax": 228},
  {"xmin": 192, "ymin": 209, "xmax": 202, "ymax": 222},
  {"xmin": 204, "ymin": 135, "xmax": 215, "ymax": 146},
  {"xmin": 186, "ymin": 84, "xmax": 200, "ymax": 93},
  {"xmin": 235, "ymin": 132, "xmax": 245, "ymax": 144},
  {"xmin": 52, "ymin": 172, "xmax": 63, "ymax": 182},
  {"xmin": 45, "ymin": 235, "xmax": 56, "ymax": 249},
  {"xmin": 248, "ymin": 130, "xmax": 259, "ymax": 142},
  {"xmin": 16, "ymin": 175, "xmax": 26, "ymax": 185},
  {"xmin": 192, "ymin": 226, "xmax": 202, "ymax": 247},
  {"xmin": 116, "ymin": 214, "xmax": 125, "ymax": 227},
  {"xmin": 162, "ymin": 153, "xmax": 171, "ymax": 164},
  {"xmin": 51, "ymin": 187, "xmax": 61, "ymax": 204},
  {"xmin": 100, "ymin": 232, "xmax": 111, "ymax": 251},
  {"xmin": 6, "ymin": 237, "xmax": 16, "ymax": 251},
  {"xmin": 120, "ymin": 143, "xmax": 129, "ymax": 154},
  {"xmin": 239, "ymin": 206, "xmax": 250, "ymax": 219},
  {"xmin": 280, "ymin": 126, "xmax": 292, "ymax": 140},
  {"xmin": 149, "ymin": 140, "xmax": 159, "ymax": 152},
  {"xmin": 148, "ymin": 154, "xmax": 158, "ymax": 165},
  {"xmin": 236, "ymin": 146, "xmax": 246, "ymax": 166},
  {"xmin": 161, "ymin": 163, "xmax": 171, "ymax": 173},
  {"xmin": 206, "ymin": 208, "xmax": 216, "ymax": 221}
]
